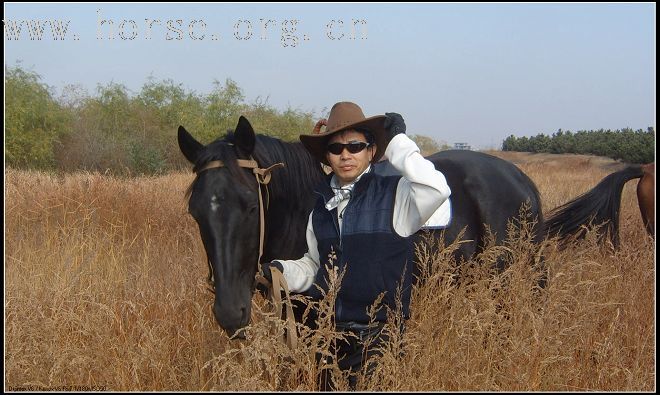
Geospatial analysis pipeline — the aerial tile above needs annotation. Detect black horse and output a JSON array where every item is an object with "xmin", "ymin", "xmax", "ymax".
[{"xmin": 178, "ymin": 116, "xmax": 639, "ymax": 336}]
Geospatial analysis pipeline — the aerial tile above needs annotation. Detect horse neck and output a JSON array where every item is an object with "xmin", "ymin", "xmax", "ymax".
[{"xmin": 254, "ymin": 138, "xmax": 325, "ymax": 260}]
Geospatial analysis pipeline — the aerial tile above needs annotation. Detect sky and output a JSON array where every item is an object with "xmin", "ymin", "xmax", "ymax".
[{"xmin": 4, "ymin": 2, "xmax": 656, "ymax": 150}]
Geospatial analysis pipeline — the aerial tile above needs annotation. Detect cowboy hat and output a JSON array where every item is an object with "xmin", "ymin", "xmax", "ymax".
[{"xmin": 300, "ymin": 102, "xmax": 389, "ymax": 166}]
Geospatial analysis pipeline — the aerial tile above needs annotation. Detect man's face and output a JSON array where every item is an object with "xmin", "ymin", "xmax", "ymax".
[{"xmin": 326, "ymin": 130, "xmax": 376, "ymax": 186}]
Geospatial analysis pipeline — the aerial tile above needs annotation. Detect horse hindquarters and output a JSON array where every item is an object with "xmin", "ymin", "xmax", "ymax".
[{"xmin": 425, "ymin": 150, "xmax": 544, "ymax": 271}]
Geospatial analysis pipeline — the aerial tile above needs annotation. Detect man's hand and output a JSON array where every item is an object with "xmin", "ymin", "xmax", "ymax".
[
  {"xmin": 261, "ymin": 260, "xmax": 284, "ymax": 283},
  {"xmin": 313, "ymin": 119, "xmax": 327, "ymax": 134},
  {"xmin": 383, "ymin": 112, "xmax": 406, "ymax": 139}
]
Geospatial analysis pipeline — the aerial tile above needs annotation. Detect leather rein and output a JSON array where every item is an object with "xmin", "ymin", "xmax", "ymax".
[{"xmin": 194, "ymin": 157, "xmax": 298, "ymax": 349}]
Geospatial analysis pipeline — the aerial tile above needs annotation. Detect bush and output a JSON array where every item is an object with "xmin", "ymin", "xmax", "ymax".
[
  {"xmin": 5, "ymin": 65, "xmax": 72, "ymax": 170},
  {"xmin": 5, "ymin": 64, "xmax": 319, "ymax": 175}
]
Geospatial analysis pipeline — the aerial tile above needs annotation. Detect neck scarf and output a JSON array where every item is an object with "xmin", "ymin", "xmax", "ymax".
[{"xmin": 325, "ymin": 166, "xmax": 371, "ymax": 211}]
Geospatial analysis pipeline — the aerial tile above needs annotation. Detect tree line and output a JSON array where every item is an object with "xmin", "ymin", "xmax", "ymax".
[
  {"xmin": 6, "ymin": 65, "xmax": 450, "ymax": 175},
  {"xmin": 10, "ymin": 64, "xmax": 650, "ymax": 174},
  {"xmin": 6, "ymin": 64, "xmax": 323, "ymax": 175},
  {"xmin": 502, "ymin": 128, "xmax": 655, "ymax": 164}
]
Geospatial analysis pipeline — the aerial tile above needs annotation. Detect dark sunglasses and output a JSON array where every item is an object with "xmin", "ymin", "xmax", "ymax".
[{"xmin": 326, "ymin": 141, "xmax": 371, "ymax": 155}]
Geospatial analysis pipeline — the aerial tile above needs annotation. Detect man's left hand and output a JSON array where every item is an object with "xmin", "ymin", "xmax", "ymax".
[
  {"xmin": 384, "ymin": 112, "xmax": 406, "ymax": 139},
  {"xmin": 260, "ymin": 260, "xmax": 284, "ymax": 283}
]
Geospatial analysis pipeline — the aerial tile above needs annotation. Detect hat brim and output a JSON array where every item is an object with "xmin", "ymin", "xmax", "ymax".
[{"xmin": 300, "ymin": 115, "xmax": 389, "ymax": 166}]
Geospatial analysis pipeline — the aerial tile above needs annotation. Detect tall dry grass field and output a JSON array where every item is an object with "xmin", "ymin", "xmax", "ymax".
[{"xmin": 5, "ymin": 152, "xmax": 655, "ymax": 391}]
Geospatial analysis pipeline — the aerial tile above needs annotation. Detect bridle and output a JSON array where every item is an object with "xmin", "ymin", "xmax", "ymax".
[
  {"xmin": 196, "ymin": 157, "xmax": 283, "ymax": 286},
  {"xmin": 194, "ymin": 157, "xmax": 298, "ymax": 349}
]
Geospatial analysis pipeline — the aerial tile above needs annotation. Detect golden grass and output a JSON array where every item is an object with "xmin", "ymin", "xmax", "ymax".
[{"xmin": 4, "ymin": 152, "xmax": 655, "ymax": 391}]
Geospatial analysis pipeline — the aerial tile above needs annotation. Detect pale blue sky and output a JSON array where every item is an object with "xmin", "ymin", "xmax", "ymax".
[{"xmin": 4, "ymin": 2, "xmax": 656, "ymax": 149}]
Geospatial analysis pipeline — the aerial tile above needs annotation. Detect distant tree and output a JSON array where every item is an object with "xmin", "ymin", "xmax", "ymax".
[
  {"xmin": 410, "ymin": 134, "xmax": 448, "ymax": 156},
  {"xmin": 5, "ymin": 65, "xmax": 71, "ymax": 170},
  {"xmin": 502, "ymin": 135, "xmax": 518, "ymax": 151},
  {"xmin": 501, "ymin": 127, "xmax": 655, "ymax": 163},
  {"xmin": 241, "ymin": 96, "xmax": 316, "ymax": 142}
]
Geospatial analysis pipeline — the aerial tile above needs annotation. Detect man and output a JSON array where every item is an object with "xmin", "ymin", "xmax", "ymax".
[{"xmin": 262, "ymin": 101, "xmax": 451, "ymax": 389}]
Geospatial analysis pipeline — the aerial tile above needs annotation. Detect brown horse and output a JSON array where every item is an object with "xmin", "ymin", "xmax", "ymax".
[{"xmin": 637, "ymin": 162, "xmax": 655, "ymax": 236}]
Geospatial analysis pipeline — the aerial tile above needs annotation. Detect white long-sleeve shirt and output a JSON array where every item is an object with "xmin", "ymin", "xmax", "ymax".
[{"xmin": 278, "ymin": 134, "xmax": 451, "ymax": 292}]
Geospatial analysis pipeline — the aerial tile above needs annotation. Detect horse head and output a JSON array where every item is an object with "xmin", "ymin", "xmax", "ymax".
[{"xmin": 178, "ymin": 116, "xmax": 263, "ymax": 337}]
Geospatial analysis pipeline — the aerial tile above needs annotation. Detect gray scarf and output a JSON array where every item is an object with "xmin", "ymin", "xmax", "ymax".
[{"xmin": 325, "ymin": 166, "xmax": 371, "ymax": 211}]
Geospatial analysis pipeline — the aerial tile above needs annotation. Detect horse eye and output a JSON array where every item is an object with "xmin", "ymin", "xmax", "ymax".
[{"xmin": 248, "ymin": 205, "xmax": 258, "ymax": 214}]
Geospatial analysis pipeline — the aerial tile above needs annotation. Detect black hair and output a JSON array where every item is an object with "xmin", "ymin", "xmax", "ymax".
[{"xmin": 354, "ymin": 128, "xmax": 375, "ymax": 145}]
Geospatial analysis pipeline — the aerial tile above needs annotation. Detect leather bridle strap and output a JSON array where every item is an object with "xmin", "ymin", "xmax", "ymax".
[
  {"xmin": 195, "ymin": 158, "xmax": 298, "ymax": 349},
  {"xmin": 196, "ymin": 158, "xmax": 284, "ymax": 269}
]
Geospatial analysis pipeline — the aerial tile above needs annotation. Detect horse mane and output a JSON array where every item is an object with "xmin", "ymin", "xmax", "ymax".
[
  {"xmin": 249, "ymin": 134, "xmax": 325, "ymax": 200},
  {"xmin": 186, "ymin": 132, "xmax": 324, "ymax": 201}
]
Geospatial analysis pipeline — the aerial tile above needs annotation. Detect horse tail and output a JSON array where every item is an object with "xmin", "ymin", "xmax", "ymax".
[{"xmin": 544, "ymin": 165, "xmax": 644, "ymax": 248}]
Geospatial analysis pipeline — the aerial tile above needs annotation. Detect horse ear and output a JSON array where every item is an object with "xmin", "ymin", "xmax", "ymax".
[
  {"xmin": 234, "ymin": 116, "xmax": 256, "ymax": 155},
  {"xmin": 178, "ymin": 126, "xmax": 203, "ymax": 164}
]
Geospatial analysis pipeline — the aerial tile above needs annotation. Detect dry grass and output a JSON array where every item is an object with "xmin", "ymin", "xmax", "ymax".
[{"xmin": 4, "ymin": 152, "xmax": 655, "ymax": 391}]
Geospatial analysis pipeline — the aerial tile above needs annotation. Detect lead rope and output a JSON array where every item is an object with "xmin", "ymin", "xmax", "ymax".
[
  {"xmin": 254, "ymin": 267, "xmax": 299, "ymax": 349},
  {"xmin": 197, "ymin": 158, "xmax": 298, "ymax": 349},
  {"xmin": 252, "ymin": 163, "xmax": 299, "ymax": 350}
]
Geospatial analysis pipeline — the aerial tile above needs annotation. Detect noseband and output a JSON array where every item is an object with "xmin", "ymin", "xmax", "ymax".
[{"xmin": 194, "ymin": 157, "xmax": 298, "ymax": 349}]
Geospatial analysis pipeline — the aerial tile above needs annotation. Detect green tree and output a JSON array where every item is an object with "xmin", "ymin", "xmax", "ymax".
[
  {"xmin": 201, "ymin": 78, "xmax": 246, "ymax": 142},
  {"xmin": 5, "ymin": 65, "xmax": 71, "ymax": 169},
  {"xmin": 501, "ymin": 127, "xmax": 655, "ymax": 163}
]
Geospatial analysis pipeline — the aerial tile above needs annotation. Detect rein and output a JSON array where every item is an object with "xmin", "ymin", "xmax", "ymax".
[{"xmin": 195, "ymin": 158, "xmax": 298, "ymax": 349}]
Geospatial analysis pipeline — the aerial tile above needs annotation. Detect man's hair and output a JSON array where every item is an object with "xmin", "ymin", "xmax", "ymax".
[{"xmin": 354, "ymin": 128, "xmax": 375, "ymax": 145}]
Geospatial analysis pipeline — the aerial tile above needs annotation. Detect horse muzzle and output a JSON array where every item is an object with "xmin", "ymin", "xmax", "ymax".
[{"xmin": 213, "ymin": 299, "xmax": 251, "ymax": 337}]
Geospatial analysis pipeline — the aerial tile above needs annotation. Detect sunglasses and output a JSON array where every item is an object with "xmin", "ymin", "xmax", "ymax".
[{"xmin": 326, "ymin": 141, "xmax": 371, "ymax": 155}]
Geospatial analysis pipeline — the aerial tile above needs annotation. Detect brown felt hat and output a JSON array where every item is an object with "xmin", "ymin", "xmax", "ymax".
[{"xmin": 300, "ymin": 102, "xmax": 389, "ymax": 166}]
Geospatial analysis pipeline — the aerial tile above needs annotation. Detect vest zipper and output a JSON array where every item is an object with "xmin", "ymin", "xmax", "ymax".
[{"xmin": 314, "ymin": 189, "xmax": 345, "ymax": 321}]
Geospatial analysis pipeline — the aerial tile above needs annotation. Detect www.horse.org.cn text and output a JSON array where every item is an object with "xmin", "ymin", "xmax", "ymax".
[{"xmin": 3, "ymin": 9, "xmax": 368, "ymax": 48}]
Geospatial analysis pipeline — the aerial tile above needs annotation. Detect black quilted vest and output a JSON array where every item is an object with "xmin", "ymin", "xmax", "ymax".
[{"xmin": 307, "ymin": 171, "xmax": 415, "ymax": 323}]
